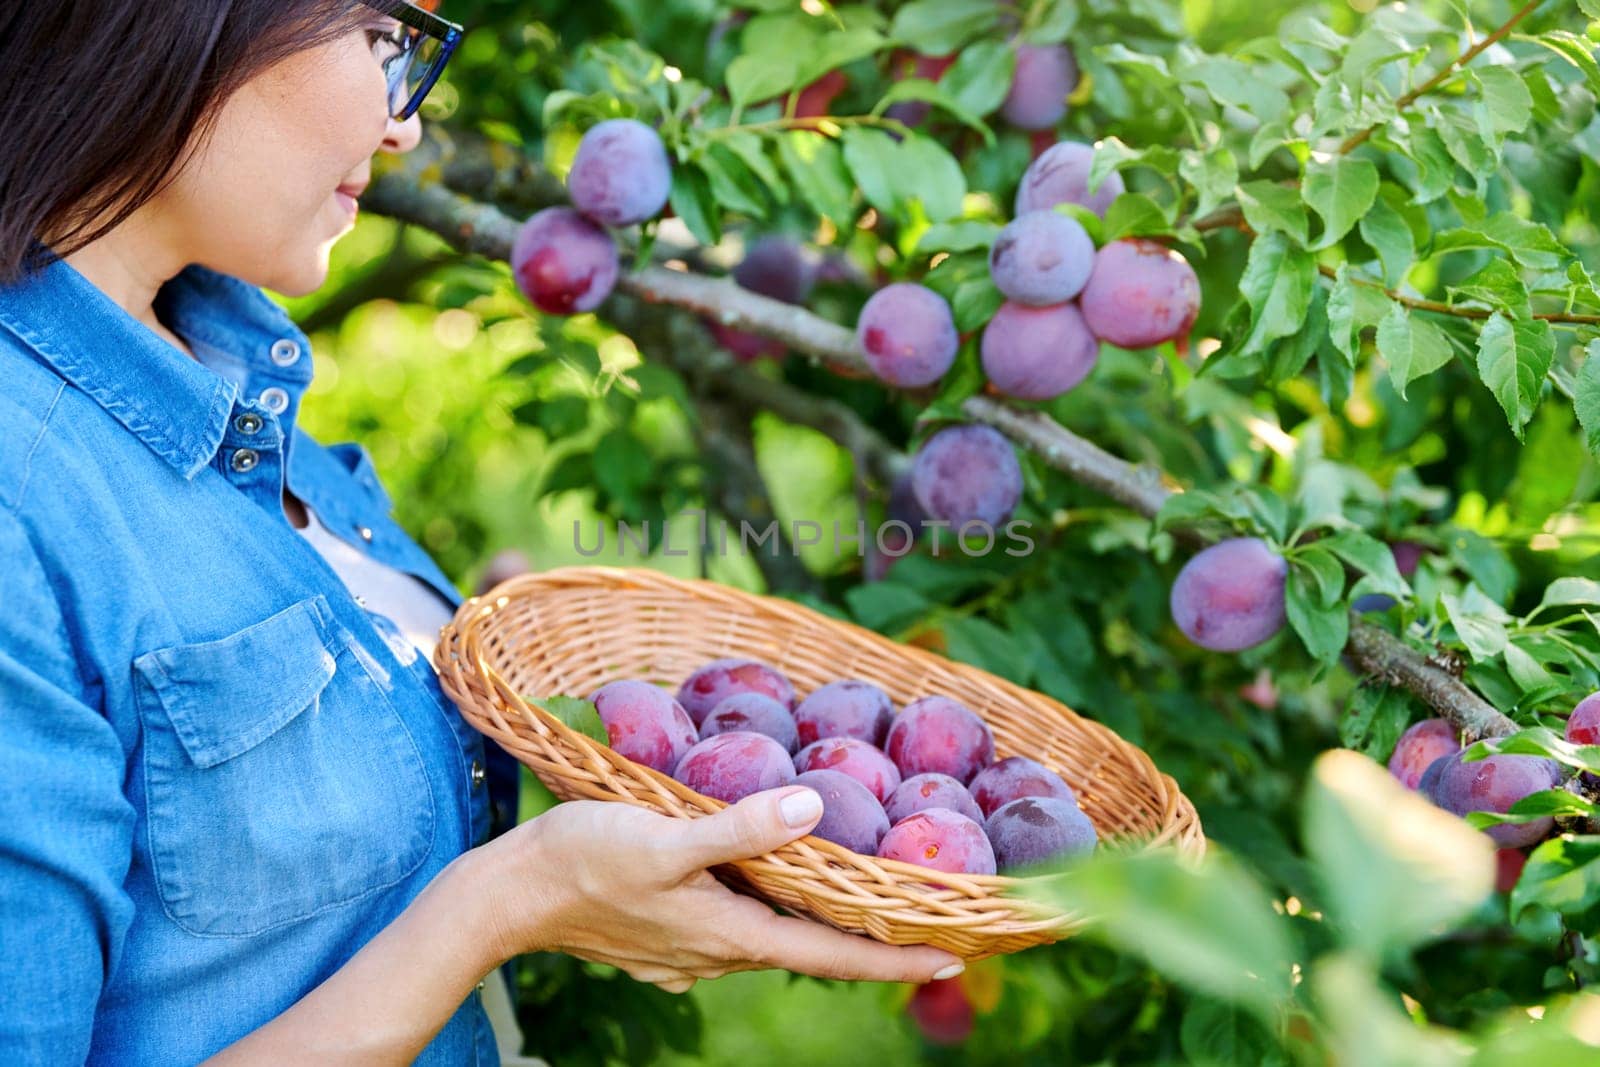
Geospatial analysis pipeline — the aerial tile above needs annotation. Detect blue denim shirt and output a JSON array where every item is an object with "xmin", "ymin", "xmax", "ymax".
[{"xmin": 0, "ymin": 254, "xmax": 520, "ymax": 1065}]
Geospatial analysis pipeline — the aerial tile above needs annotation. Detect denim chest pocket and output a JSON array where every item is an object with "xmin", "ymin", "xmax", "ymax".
[{"xmin": 132, "ymin": 594, "xmax": 437, "ymax": 938}]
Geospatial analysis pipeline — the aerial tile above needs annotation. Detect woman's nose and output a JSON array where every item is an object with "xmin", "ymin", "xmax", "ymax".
[{"xmin": 381, "ymin": 112, "xmax": 422, "ymax": 154}]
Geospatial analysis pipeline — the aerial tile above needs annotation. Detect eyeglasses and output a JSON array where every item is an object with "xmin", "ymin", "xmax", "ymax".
[{"xmin": 358, "ymin": 0, "xmax": 464, "ymax": 121}]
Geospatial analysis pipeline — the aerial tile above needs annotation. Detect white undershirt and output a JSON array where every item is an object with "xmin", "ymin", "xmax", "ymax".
[
  {"xmin": 293, "ymin": 503, "xmax": 537, "ymax": 1061},
  {"xmin": 293, "ymin": 500, "xmax": 455, "ymax": 664}
]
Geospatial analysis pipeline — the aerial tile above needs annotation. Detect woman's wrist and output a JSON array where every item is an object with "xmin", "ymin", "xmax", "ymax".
[{"xmin": 462, "ymin": 813, "xmax": 565, "ymax": 965}]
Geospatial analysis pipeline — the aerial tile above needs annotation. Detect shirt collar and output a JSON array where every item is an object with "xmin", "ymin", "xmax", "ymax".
[{"xmin": 0, "ymin": 254, "xmax": 313, "ymax": 481}]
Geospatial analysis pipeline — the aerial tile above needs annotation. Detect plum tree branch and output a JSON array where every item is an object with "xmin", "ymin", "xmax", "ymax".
[
  {"xmin": 1337, "ymin": 0, "xmax": 1546, "ymax": 155},
  {"xmin": 361, "ymin": 155, "xmax": 1519, "ymax": 740},
  {"xmin": 1315, "ymin": 263, "xmax": 1600, "ymax": 326}
]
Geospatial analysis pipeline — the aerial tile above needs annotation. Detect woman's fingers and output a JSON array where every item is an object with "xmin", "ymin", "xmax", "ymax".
[
  {"xmin": 734, "ymin": 911, "xmax": 965, "ymax": 984},
  {"xmin": 664, "ymin": 786, "xmax": 823, "ymax": 877},
  {"xmin": 655, "ymin": 976, "xmax": 697, "ymax": 995}
]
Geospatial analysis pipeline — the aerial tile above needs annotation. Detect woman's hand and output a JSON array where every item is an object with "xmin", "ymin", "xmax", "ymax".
[{"xmin": 477, "ymin": 786, "xmax": 966, "ymax": 993}]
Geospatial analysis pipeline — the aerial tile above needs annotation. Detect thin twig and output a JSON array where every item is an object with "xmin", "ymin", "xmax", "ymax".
[{"xmin": 1317, "ymin": 263, "xmax": 1600, "ymax": 326}]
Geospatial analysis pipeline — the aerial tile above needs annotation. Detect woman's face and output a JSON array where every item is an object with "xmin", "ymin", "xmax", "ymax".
[{"xmin": 158, "ymin": 10, "xmax": 422, "ymax": 296}]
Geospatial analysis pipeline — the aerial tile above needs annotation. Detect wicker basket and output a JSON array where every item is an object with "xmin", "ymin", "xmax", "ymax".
[{"xmin": 433, "ymin": 565, "xmax": 1204, "ymax": 960}]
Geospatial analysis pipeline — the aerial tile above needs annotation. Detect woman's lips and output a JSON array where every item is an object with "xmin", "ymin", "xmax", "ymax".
[{"xmin": 334, "ymin": 182, "xmax": 367, "ymax": 219}]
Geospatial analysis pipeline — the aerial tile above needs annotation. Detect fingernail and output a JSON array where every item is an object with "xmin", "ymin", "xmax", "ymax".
[
  {"xmin": 780, "ymin": 788, "xmax": 823, "ymax": 827},
  {"xmin": 932, "ymin": 963, "xmax": 965, "ymax": 981}
]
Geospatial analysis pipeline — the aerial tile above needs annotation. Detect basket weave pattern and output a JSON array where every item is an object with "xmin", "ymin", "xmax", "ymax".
[{"xmin": 434, "ymin": 565, "xmax": 1205, "ymax": 960}]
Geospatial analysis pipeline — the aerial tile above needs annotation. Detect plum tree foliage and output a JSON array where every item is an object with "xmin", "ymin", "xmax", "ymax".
[{"xmin": 343, "ymin": 0, "xmax": 1600, "ymax": 1061}]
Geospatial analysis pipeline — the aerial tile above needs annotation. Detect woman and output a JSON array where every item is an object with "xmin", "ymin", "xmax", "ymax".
[{"xmin": 0, "ymin": 2, "xmax": 964, "ymax": 1064}]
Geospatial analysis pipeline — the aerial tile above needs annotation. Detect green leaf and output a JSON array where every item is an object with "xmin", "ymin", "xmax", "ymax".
[
  {"xmin": 1447, "ymin": 258, "xmax": 1530, "ymax": 316},
  {"xmin": 726, "ymin": 53, "xmax": 801, "ymax": 113},
  {"xmin": 1466, "ymin": 788, "xmax": 1598, "ymax": 827},
  {"xmin": 1337, "ymin": 20, "xmax": 1414, "ymax": 89},
  {"xmin": 1401, "ymin": 120, "xmax": 1458, "ymax": 204},
  {"xmin": 1441, "ymin": 587, "xmax": 1510, "ymax": 661},
  {"xmin": 1020, "ymin": 849, "xmax": 1294, "ymax": 1017},
  {"xmin": 1326, "ymin": 265, "xmax": 1391, "ymax": 365},
  {"xmin": 914, "ymin": 221, "xmax": 1002, "ymax": 254},
  {"xmin": 1511, "ymin": 835, "xmax": 1600, "ymax": 921},
  {"xmin": 1099, "ymin": 42, "xmax": 1175, "ymax": 86},
  {"xmin": 945, "ymin": 616, "xmax": 1032, "ymax": 683},
  {"xmin": 1287, "ymin": 566, "xmax": 1349, "ymax": 664},
  {"xmin": 897, "ymin": 134, "xmax": 966, "ymax": 222},
  {"xmin": 1472, "ymin": 726, "xmax": 1600, "ymax": 776},
  {"xmin": 1376, "ymin": 304, "xmax": 1454, "ymax": 399},
  {"xmin": 1529, "ymin": 31, "xmax": 1600, "ymax": 100},
  {"xmin": 916, "ymin": 342, "xmax": 982, "ymax": 428},
  {"xmin": 523, "ymin": 395, "xmax": 589, "ymax": 438},
  {"xmin": 1321, "ymin": 529, "xmax": 1410, "ymax": 599},
  {"xmin": 718, "ymin": 131, "xmax": 786, "ymax": 202},
  {"xmin": 1576, "ymin": 340, "xmax": 1600, "ymax": 456},
  {"xmin": 777, "ymin": 132, "xmax": 855, "ymax": 228},
  {"xmin": 889, "ymin": 0, "xmax": 998, "ymax": 53},
  {"xmin": 1179, "ymin": 1000, "xmax": 1279, "ymax": 1067},
  {"xmin": 527, "ymin": 695, "xmax": 609, "ymax": 746},
  {"xmin": 1304, "ymin": 749, "xmax": 1496, "ymax": 960},
  {"xmin": 1435, "ymin": 105, "xmax": 1496, "ymax": 183},
  {"xmin": 938, "ymin": 39, "xmax": 1015, "ymax": 117},
  {"xmin": 1177, "ymin": 54, "xmax": 1290, "ymax": 121},
  {"xmin": 873, "ymin": 80, "xmax": 990, "ymax": 140},
  {"xmin": 1476, "ymin": 312, "xmax": 1554, "ymax": 439},
  {"xmin": 1433, "ymin": 215, "xmax": 1569, "ymax": 271},
  {"xmin": 1314, "ymin": 953, "xmax": 1479, "ymax": 1067},
  {"xmin": 1475, "ymin": 65, "xmax": 1533, "ymax": 134},
  {"xmin": 1179, "ymin": 149, "xmax": 1238, "ymax": 222},
  {"xmin": 1237, "ymin": 232, "xmax": 1315, "ymax": 355},
  {"xmin": 1153, "ymin": 490, "xmax": 1229, "ymax": 536},
  {"xmin": 593, "ymin": 428, "xmax": 652, "ymax": 510},
  {"xmin": 949, "ymin": 278, "xmax": 1004, "ymax": 332},
  {"xmin": 1358, "ymin": 196, "xmax": 1415, "ymax": 287},
  {"xmin": 1101, "ymin": 193, "xmax": 1174, "ymax": 240},
  {"xmin": 701, "ymin": 143, "xmax": 769, "ymax": 217},
  {"xmin": 844, "ymin": 582, "xmax": 933, "ymax": 633},
  {"xmin": 1236, "ymin": 181, "xmax": 1309, "ymax": 245},
  {"xmin": 1293, "ymin": 545, "xmax": 1346, "ymax": 606},
  {"xmin": 667, "ymin": 165, "xmax": 720, "ymax": 246},
  {"xmin": 799, "ymin": 26, "xmax": 887, "ymax": 85},
  {"xmin": 1534, "ymin": 576, "xmax": 1600, "ymax": 614},
  {"xmin": 1340, "ymin": 685, "xmax": 1414, "ymax": 758},
  {"xmin": 839, "ymin": 127, "xmax": 901, "ymax": 216},
  {"xmin": 1303, "ymin": 157, "xmax": 1380, "ymax": 250}
]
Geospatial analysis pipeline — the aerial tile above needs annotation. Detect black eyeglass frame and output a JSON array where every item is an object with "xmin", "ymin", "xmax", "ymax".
[{"xmin": 359, "ymin": 0, "xmax": 464, "ymax": 121}]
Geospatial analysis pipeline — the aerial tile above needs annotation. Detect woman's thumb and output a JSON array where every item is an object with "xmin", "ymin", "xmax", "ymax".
[{"xmin": 671, "ymin": 786, "xmax": 823, "ymax": 873}]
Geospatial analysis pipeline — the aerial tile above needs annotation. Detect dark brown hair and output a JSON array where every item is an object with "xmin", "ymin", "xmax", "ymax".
[{"xmin": 0, "ymin": 0, "xmax": 368, "ymax": 283}]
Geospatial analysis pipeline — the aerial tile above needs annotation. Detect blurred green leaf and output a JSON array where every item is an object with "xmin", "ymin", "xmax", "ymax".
[
  {"xmin": 1021, "ymin": 849, "xmax": 1295, "ymax": 1018},
  {"xmin": 889, "ymin": 0, "xmax": 999, "ymax": 53},
  {"xmin": 1304, "ymin": 749, "xmax": 1496, "ymax": 960}
]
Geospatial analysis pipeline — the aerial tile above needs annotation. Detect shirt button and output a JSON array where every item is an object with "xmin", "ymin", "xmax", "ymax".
[
  {"xmin": 260, "ymin": 387, "xmax": 290, "ymax": 414},
  {"xmin": 270, "ymin": 338, "xmax": 302, "ymax": 367},
  {"xmin": 470, "ymin": 759, "xmax": 485, "ymax": 789},
  {"xmin": 234, "ymin": 412, "xmax": 263, "ymax": 435},
  {"xmin": 231, "ymin": 448, "xmax": 260, "ymax": 473},
  {"xmin": 358, "ymin": 526, "xmax": 374, "ymax": 543}
]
